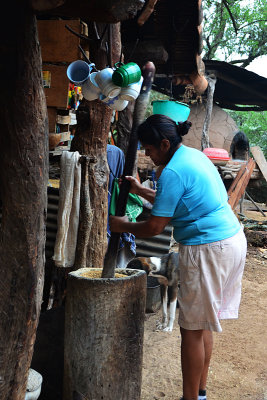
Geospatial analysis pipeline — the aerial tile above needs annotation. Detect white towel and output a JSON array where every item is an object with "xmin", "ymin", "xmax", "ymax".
[{"xmin": 53, "ymin": 151, "xmax": 81, "ymax": 268}]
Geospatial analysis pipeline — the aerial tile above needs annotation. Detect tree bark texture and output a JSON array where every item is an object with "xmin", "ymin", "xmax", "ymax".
[
  {"xmin": 71, "ymin": 99, "xmax": 111, "ymax": 268},
  {"xmin": 64, "ymin": 268, "xmax": 147, "ymax": 400},
  {"xmin": 71, "ymin": 23, "xmax": 122, "ymax": 269},
  {"xmin": 0, "ymin": 2, "xmax": 48, "ymax": 399}
]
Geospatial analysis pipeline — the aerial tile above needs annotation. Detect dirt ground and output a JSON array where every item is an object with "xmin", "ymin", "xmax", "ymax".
[{"xmin": 141, "ymin": 232, "xmax": 267, "ymax": 399}]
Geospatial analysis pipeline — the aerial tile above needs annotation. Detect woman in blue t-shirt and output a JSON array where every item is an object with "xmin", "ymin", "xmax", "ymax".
[{"xmin": 109, "ymin": 114, "xmax": 247, "ymax": 400}]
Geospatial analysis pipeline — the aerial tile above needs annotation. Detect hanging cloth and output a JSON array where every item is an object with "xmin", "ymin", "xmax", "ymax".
[{"xmin": 53, "ymin": 151, "xmax": 81, "ymax": 268}]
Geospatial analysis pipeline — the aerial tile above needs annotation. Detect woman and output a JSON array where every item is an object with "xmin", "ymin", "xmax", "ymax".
[{"xmin": 109, "ymin": 114, "xmax": 247, "ymax": 400}]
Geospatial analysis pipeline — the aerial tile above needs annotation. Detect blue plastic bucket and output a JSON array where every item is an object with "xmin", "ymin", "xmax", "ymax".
[{"xmin": 152, "ymin": 100, "xmax": 190, "ymax": 123}]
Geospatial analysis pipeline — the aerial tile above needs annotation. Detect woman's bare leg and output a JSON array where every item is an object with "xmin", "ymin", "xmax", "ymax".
[
  {"xmin": 180, "ymin": 327, "xmax": 205, "ymax": 400},
  {"xmin": 200, "ymin": 330, "xmax": 213, "ymax": 391}
]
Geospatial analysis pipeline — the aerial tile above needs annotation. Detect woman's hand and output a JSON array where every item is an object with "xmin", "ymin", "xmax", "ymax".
[
  {"xmin": 124, "ymin": 176, "xmax": 143, "ymax": 195},
  {"xmin": 109, "ymin": 215, "xmax": 129, "ymax": 232}
]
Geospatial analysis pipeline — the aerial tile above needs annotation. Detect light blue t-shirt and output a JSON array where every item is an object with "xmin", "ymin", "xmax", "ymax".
[{"xmin": 151, "ymin": 145, "xmax": 240, "ymax": 245}]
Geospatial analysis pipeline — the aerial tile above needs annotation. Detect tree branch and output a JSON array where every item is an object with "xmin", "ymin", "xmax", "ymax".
[
  {"xmin": 222, "ymin": 0, "xmax": 238, "ymax": 35},
  {"xmin": 239, "ymin": 19, "xmax": 267, "ymax": 30}
]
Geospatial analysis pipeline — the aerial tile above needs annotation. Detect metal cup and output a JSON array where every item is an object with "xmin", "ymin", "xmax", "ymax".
[
  {"xmin": 112, "ymin": 62, "xmax": 142, "ymax": 88},
  {"xmin": 67, "ymin": 60, "xmax": 95, "ymax": 85}
]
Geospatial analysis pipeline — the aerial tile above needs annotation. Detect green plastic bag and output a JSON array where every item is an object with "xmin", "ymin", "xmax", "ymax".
[{"xmin": 109, "ymin": 178, "xmax": 143, "ymax": 222}]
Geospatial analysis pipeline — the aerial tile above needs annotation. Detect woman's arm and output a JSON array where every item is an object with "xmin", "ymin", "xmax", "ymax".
[
  {"xmin": 109, "ymin": 215, "xmax": 171, "ymax": 237},
  {"xmin": 125, "ymin": 176, "xmax": 156, "ymax": 204}
]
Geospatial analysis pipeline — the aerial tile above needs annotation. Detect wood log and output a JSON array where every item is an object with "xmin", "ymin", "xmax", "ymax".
[
  {"xmin": 0, "ymin": 2, "xmax": 47, "ymax": 399},
  {"xmin": 64, "ymin": 268, "xmax": 146, "ymax": 400},
  {"xmin": 137, "ymin": 0, "xmax": 158, "ymax": 26},
  {"xmin": 31, "ymin": 0, "xmax": 64, "ymax": 11},
  {"xmin": 36, "ymin": 0, "xmax": 145, "ymax": 23}
]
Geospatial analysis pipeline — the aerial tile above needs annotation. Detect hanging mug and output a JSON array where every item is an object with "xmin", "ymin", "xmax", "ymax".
[
  {"xmin": 120, "ymin": 76, "xmax": 143, "ymax": 101},
  {"xmin": 112, "ymin": 62, "xmax": 141, "ymax": 88},
  {"xmin": 81, "ymin": 72, "xmax": 101, "ymax": 101},
  {"xmin": 95, "ymin": 68, "xmax": 121, "ymax": 98},
  {"xmin": 67, "ymin": 60, "xmax": 95, "ymax": 85},
  {"xmin": 99, "ymin": 94, "xmax": 128, "ymax": 111}
]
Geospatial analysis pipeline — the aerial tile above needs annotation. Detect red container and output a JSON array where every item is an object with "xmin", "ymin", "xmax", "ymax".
[{"xmin": 203, "ymin": 148, "xmax": 230, "ymax": 165}]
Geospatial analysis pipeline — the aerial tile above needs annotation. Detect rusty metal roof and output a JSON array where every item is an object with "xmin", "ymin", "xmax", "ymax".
[{"xmin": 153, "ymin": 60, "xmax": 267, "ymax": 110}]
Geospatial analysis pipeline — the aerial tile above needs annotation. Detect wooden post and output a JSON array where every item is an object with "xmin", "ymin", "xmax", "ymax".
[
  {"xmin": 250, "ymin": 146, "xmax": 267, "ymax": 183},
  {"xmin": 71, "ymin": 23, "xmax": 122, "ymax": 268},
  {"xmin": 0, "ymin": 2, "xmax": 48, "ymax": 399}
]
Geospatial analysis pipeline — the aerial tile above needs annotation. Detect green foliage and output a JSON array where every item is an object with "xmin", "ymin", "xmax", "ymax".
[
  {"xmin": 203, "ymin": 0, "xmax": 267, "ymax": 66},
  {"xmin": 227, "ymin": 109, "xmax": 267, "ymax": 157}
]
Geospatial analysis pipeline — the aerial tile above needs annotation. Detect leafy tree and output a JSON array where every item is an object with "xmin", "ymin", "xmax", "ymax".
[{"xmin": 203, "ymin": 0, "xmax": 267, "ymax": 67}]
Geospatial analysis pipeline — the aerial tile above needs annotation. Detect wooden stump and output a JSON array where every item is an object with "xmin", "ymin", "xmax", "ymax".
[{"xmin": 64, "ymin": 268, "xmax": 147, "ymax": 400}]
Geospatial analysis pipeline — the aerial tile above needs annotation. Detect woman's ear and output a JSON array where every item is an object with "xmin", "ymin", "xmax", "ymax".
[{"xmin": 160, "ymin": 139, "xmax": 170, "ymax": 152}]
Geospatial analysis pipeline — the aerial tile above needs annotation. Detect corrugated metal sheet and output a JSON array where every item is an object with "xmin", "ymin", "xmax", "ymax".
[
  {"xmin": 47, "ymin": 189, "xmax": 173, "ymax": 260},
  {"xmin": 1, "ymin": 187, "xmax": 173, "ymax": 260},
  {"xmin": 135, "ymin": 225, "xmax": 173, "ymax": 257},
  {"xmin": 46, "ymin": 187, "xmax": 59, "ymax": 259},
  {"xmin": 135, "ymin": 208, "xmax": 173, "ymax": 257}
]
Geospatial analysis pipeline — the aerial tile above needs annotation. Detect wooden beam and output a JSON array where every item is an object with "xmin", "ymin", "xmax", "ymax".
[
  {"xmin": 36, "ymin": 0, "xmax": 145, "ymax": 23},
  {"xmin": 227, "ymin": 158, "xmax": 256, "ymax": 210},
  {"xmin": 250, "ymin": 146, "xmax": 267, "ymax": 183}
]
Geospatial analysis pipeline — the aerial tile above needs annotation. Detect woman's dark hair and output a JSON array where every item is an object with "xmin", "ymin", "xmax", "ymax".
[{"xmin": 137, "ymin": 114, "xmax": 192, "ymax": 148}]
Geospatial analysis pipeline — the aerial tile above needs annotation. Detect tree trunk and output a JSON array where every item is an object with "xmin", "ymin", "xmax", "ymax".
[
  {"xmin": 71, "ymin": 23, "xmax": 122, "ymax": 268},
  {"xmin": 64, "ymin": 268, "xmax": 147, "ymax": 400},
  {"xmin": 0, "ymin": 2, "xmax": 48, "ymax": 399}
]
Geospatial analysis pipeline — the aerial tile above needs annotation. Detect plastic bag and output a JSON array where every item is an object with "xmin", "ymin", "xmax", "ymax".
[{"xmin": 109, "ymin": 178, "xmax": 143, "ymax": 222}]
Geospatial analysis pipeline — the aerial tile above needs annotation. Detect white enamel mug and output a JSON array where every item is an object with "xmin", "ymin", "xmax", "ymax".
[
  {"xmin": 100, "ymin": 94, "xmax": 128, "ymax": 111},
  {"xmin": 120, "ymin": 76, "xmax": 143, "ymax": 101},
  {"xmin": 67, "ymin": 60, "xmax": 95, "ymax": 85},
  {"xmin": 81, "ymin": 72, "xmax": 101, "ymax": 101},
  {"xmin": 95, "ymin": 68, "xmax": 121, "ymax": 98}
]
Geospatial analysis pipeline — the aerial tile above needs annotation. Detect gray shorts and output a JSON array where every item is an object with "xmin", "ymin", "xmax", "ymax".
[{"xmin": 178, "ymin": 227, "xmax": 247, "ymax": 332}]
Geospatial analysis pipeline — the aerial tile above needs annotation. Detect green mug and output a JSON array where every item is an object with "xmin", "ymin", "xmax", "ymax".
[{"xmin": 112, "ymin": 62, "xmax": 142, "ymax": 87}]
